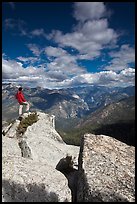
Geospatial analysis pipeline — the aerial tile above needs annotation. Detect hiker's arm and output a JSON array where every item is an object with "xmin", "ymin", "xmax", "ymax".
[{"xmin": 20, "ymin": 93, "xmax": 26, "ymax": 102}]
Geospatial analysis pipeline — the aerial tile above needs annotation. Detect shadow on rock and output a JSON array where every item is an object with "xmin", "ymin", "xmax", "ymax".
[
  {"xmin": 2, "ymin": 179, "xmax": 68, "ymax": 202},
  {"xmin": 56, "ymin": 155, "xmax": 78, "ymax": 202}
]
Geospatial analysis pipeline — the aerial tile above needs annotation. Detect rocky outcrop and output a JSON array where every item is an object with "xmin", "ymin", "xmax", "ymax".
[
  {"xmin": 77, "ymin": 133, "xmax": 135, "ymax": 202},
  {"xmin": 2, "ymin": 112, "xmax": 79, "ymax": 202},
  {"xmin": 2, "ymin": 112, "xmax": 135, "ymax": 202},
  {"xmin": 3, "ymin": 120, "xmax": 20, "ymax": 138}
]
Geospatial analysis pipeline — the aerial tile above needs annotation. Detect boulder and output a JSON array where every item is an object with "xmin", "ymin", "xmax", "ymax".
[
  {"xmin": 77, "ymin": 133, "xmax": 135, "ymax": 202},
  {"xmin": 2, "ymin": 153, "xmax": 71, "ymax": 202},
  {"xmin": 5, "ymin": 120, "xmax": 20, "ymax": 138},
  {"xmin": 2, "ymin": 112, "xmax": 79, "ymax": 202},
  {"xmin": 18, "ymin": 112, "xmax": 79, "ymax": 167}
]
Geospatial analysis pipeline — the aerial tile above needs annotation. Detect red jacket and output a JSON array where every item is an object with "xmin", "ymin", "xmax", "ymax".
[{"xmin": 15, "ymin": 91, "xmax": 26, "ymax": 104}]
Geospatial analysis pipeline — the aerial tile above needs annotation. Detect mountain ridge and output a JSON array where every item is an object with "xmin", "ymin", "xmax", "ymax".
[
  {"xmin": 2, "ymin": 83, "xmax": 135, "ymax": 128},
  {"xmin": 60, "ymin": 95, "xmax": 135, "ymax": 146}
]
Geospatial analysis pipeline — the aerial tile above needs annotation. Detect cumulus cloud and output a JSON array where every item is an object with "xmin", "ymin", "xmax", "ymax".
[
  {"xmin": 30, "ymin": 28, "xmax": 46, "ymax": 38},
  {"xmin": 73, "ymin": 2, "xmax": 107, "ymax": 22},
  {"xmin": 3, "ymin": 3, "xmax": 117, "ymax": 61},
  {"xmin": 120, "ymin": 67, "xmax": 135, "ymax": 76},
  {"xmin": 2, "ymin": 2, "xmax": 135, "ymax": 89},
  {"xmin": 2, "ymin": 56, "xmax": 135, "ymax": 89},
  {"xmin": 45, "ymin": 46, "xmax": 67, "ymax": 57},
  {"xmin": 47, "ymin": 3, "xmax": 117, "ymax": 60},
  {"xmin": 110, "ymin": 44, "xmax": 135, "ymax": 62},
  {"xmin": 27, "ymin": 44, "xmax": 42, "ymax": 56},
  {"xmin": 17, "ymin": 56, "xmax": 38, "ymax": 63},
  {"xmin": 104, "ymin": 44, "xmax": 135, "ymax": 71},
  {"xmin": 2, "ymin": 55, "xmax": 81, "ymax": 88},
  {"xmin": 70, "ymin": 71, "xmax": 117, "ymax": 86},
  {"xmin": 3, "ymin": 58, "xmax": 23, "ymax": 79},
  {"xmin": 18, "ymin": 45, "xmax": 86, "ymax": 78},
  {"xmin": 2, "ymin": 58, "xmax": 41, "ymax": 79},
  {"xmin": 66, "ymin": 68, "xmax": 135, "ymax": 88},
  {"xmin": 44, "ymin": 46, "xmax": 86, "ymax": 78}
]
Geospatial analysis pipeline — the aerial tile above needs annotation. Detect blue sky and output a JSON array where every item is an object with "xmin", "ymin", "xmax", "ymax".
[{"xmin": 2, "ymin": 2, "xmax": 135, "ymax": 89}]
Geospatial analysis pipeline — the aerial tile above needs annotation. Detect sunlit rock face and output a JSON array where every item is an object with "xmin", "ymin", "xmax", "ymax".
[
  {"xmin": 2, "ymin": 112, "xmax": 79, "ymax": 202},
  {"xmin": 77, "ymin": 133, "xmax": 135, "ymax": 202}
]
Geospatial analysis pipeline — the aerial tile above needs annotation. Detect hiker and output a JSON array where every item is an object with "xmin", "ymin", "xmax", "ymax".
[{"xmin": 15, "ymin": 87, "xmax": 30, "ymax": 117}]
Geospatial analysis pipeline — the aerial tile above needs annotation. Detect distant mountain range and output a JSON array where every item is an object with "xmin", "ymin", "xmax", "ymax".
[
  {"xmin": 62, "ymin": 95, "xmax": 135, "ymax": 146},
  {"xmin": 77, "ymin": 95, "xmax": 135, "ymax": 128},
  {"xmin": 2, "ymin": 83, "xmax": 135, "ymax": 131}
]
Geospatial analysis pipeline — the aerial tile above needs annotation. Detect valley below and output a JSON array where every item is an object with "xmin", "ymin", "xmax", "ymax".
[{"xmin": 2, "ymin": 83, "xmax": 135, "ymax": 146}]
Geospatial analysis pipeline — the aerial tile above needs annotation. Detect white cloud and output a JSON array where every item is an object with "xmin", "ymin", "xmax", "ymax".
[
  {"xmin": 67, "ymin": 69, "xmax": 135, "ymax": 88},
  {"xmin": 110, "ymin": 44, "xmax": 135, "ymax": 62},
  {"xmin": 48, "ymin": 3, "xmax": 117, "ymax": 60},
  {"xmin": 44, "ymin": 46, "xmax": 86, "ymax": 78},
  {"xmin": 73, "ymin": 2, "xmax": 107, "ymax": 22},
  {"xmin": 2, "ymin": 57, "xmax": 44, "ymax": 79},
  {"xmin": 79, "ymin": 19, "xmax": 116, "ymax": 44},
  {"xmin": 104, "ymin": 44, "xmax": 135, "ymax": 71},
  {"xmin": 2, "ymin": 56, "xmax": 81, "ymax": 88},
  {"xmin": 2, "ymin": 2, "xmax": 135, "ymax": 89},
  {"xmin": 49, "ymin": 19, "xmax": 117, "ymax": 60},
  {"xmin": 70, "ymin": 71, "xmax": 117, "ymax": 86},
  {"xmin": 30, "ymin": 28, "xmax": 46, "ymax": 37},
  {"xmin": 45, "ymin": 46, "xmax": 67, "ymax": 57},
  {"xmin": 2, "ymin": 56, "xmax": 135, "ymax": 89},
  {"xmin": 2, "ymin": 58, "xmax": 23, "ymax": 79},
  {"xmin": 17, "ymin": 56, "xmax": 37, "ymax": 63},
  {"xmin": 120, "ymin": 67, "xmax": 135, "ymax": 77},
  {"xmin": 27, "ymin": 44, "xmax": 42, "ymax": 56},
  {"xmin": 3, "ymin": 3, "xmax": 118, "ymax": 61}
]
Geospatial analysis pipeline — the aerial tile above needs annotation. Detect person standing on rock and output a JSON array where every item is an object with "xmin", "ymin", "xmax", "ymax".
[{"xmin": 15, "ymin": 87, "xmax": 30, "ymax": 118}]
